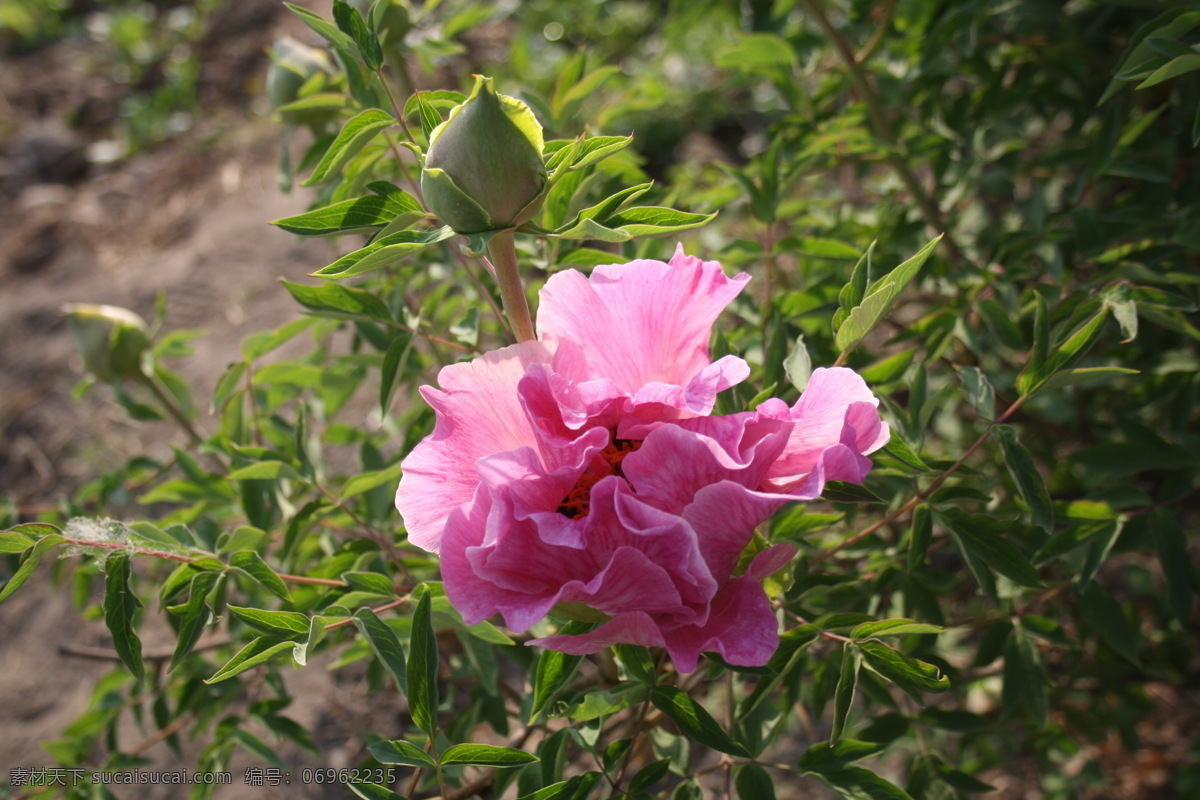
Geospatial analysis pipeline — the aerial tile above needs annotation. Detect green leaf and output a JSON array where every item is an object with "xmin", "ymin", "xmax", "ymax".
[
  {"xmin": 407, "ymin": 586, "xmax": 438, "ymax": 735},
  {"xmin": 835, "ymin": 236, "xmax": 941, "ymax": 353},
  {"xmin": 271, "ymin": 190, "xmax": 422, "ymax": 237},
  {"xmin": 835, "ymin": 242, "xmax": 873, "ymax": 332},
  {"xmin": 228, "ymin": 461, "xmax": 303, "ymax": 482},
  {"xmin": 342, "ymin": 462, "xmax": 405, "ymax": 500},
  {"xmin": 857, "ymin": 640, "xmax": 948, "ymax": 700},
  {"xmin": 311, "ymin": 226, "xmax": 455, "ymax": 279},
  {"xmin": 441, "ymin": 744, "xmax": 540, "ymax": 767},
  {"xmin": 614, "ymin": 644, "xmax": 657, "ymax": 686},
  {"xmin": 286, "ymin": 3, "xmax": 358, "ymax": 55},
  {"xmin": 332, "ymin": 0, "xmax": 382, "ymax": 70},
  {"xmin": 631, "ymin": 759, "xmax": 672, "ymax": 794},
  {"xmin": 367, "ymin": 738, "xmax": 435, "ymax": 768},
  {"xmin": 347, "ymin": 783, "xmax": 409, "ymax": 800},
  {"xmin": 1039, "ymin": 367, "xmax": 1139, "ymax": 392},
  {"xmin": 103, "ymin": 553, "xmax": 145, "ymax": 683},
  {"xmin": 907, "ymin": 505, "xmax": 932, "ymax": 572},
  {"xmin": 881, "ymin": 436, "xmax": 931, "ymax": 473},
  {"xmin": 1136, "ymin": 53, "xmax": 1200, "ymax": 89},
  {"xmin": 1022, "ymin": 304, "xmax": 1111, "ymax": 395},
  {"xmin": 1153, "ymin": 509, "xmax": 1198, "ymax": 624},
  {"xmin": 281, "ymin": 279, "xmax": 394, "ymax": 321},
  {"xmin": 851, "ymin": 619, "xmax": 944, "ymax": 641},
  {"xmin": 228, "ymin": 551, "xmax": 293, "ymax": 603},
  {"xmin": 1078, "ymin": 582, "xmax": 1141, "ymax": 666},
  {"xmin": 940, "ymin": 509, "xmax": 1042, "ymax": 590},
  {"xmin": 412, "ymin": 90, "xmax": 442, "ymax": 140},
  {"xmin": 735, "ymin": 764, "xmax": 776, "ymax": 800},
  {"xmin": 380, "ymin": 331, "xmax": 416, "ymax": 412},
  {"xmin": 993, "ymin": 425, "xmax": 1054, "ymax": 533},
  {"xmin": 167, "ymin": 571, "xmax": 219, "ymax": 670},
  {"xmin": 808, "ymin": 766, "xmax": 915, "ymax": 800},
  {"xmin": 0, "ymin": 532, "xmax": 34, "ymax": 554},
  {"xmin": 784, "ymin": 335, "xmax": 812, "ymax": 392},
  {"xmin": 531, "ymin": 622, "xmax": 590, "ymax": 721},
  {"xmin": 550, "ymin": 206, "xmax": 715, "ymax": 242},
  {"xmin": 232, "ymin": 728, "xmax": 289, "ymax": 770},
  {"xmin": 957, "ymin": 367, "xmax": 995, "ymax": 419},
  {"xmin": 650, "ymin": 686, "xmax": 750, "ymax": 757},
  {"xmin": 228, "ymin": 605, "xmax": 310, "ymax": 637},
  {"xmin": 354, "ymin": 608, "xmax": 408, "ymax": 690},
  {"xmin": 302, "ymin": 108, "xmax": 396, "ymax": 187},
  {"xmin": 831, "ymin": 643, "xmax": 860, "ymax": 745},
  {"xmin": 797, "ymin": 738, "xmax": 887, "ymax": 772},
  {"xmin": 207, "ymin": 636, "xmax": 297, "ymax": 683},
  {"xmin": 1002, "ymin": 627, "xmax": 1046, "ymax": 724}
]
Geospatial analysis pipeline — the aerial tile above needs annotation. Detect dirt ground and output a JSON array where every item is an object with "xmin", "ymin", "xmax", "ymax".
[{"xmin": 0, "ymin": 3, "xmax": 404, "ymax": 796}]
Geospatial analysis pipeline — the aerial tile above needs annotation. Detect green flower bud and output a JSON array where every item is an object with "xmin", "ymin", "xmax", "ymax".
[
  {"xmin": 62, "ymin": 303, "xmax": 151, "ymax": 383},
  {"xmin": 421, "ymin": 75, "xmax": 547, "ymax": 234},
  {"xmin": 267, "ymin": 36, "xmax": 332, "ymax": 115}
]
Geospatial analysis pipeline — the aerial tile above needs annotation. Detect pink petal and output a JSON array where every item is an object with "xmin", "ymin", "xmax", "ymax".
[
  {"xmin": 659, "ymin": 576, "xmax": 781, "ymax": 671},
  {"xmin": 762, "ymin": 367, "xmax": 889, "ymax": 493},
  {"xmin": 537, "ymin": 244, "xmax": 750, "ymax": 398},
  {"xmin": 395, "ymin": 341, "xmax": 552, "ymax": 553}
]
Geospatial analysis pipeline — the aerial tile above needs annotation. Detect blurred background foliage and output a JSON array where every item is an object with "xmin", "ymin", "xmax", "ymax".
[{"xmin": 1, "ymin": 1, "xmax": 1198, "ymax": 799}]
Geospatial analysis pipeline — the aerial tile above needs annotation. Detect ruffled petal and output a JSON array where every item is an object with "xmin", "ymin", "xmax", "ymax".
[
  {"xmin": 537, "ymin": 244, "xmax": 750, "ymax": 397},
  {"xmin": 395, "ymin": 341, "xmax": 553, "ymax": 553},
  {"xmin": 761, "ymin": 367, "xmax": 889, "ymax": 494}
]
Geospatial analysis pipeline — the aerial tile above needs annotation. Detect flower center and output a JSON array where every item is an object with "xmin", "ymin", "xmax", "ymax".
[{"xmin": 556, "ymin": 434, "xmax": 640, "ymax": 519}]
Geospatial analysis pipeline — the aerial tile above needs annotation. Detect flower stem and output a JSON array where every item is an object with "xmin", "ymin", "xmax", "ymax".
[
  {"xmin": 485, "ymin": 229, "xmax": 536, "ymax": 342},
  {"xmin": 137, "ymin": 371, "xmax": 205, "ymax": 447}
]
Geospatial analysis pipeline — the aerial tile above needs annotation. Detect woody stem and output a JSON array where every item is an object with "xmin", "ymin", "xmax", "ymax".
[{"xmin": 485, "ymin": 229, "xmax": 536, "ymax": 343}]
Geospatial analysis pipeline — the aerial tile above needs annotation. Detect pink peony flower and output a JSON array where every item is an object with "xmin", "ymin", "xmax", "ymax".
[{"xmin": 395, "ymin": 246, "xmax": 889, "ymax": 672}]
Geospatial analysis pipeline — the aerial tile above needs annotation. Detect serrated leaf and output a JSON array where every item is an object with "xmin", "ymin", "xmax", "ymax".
[
  {"xmin": 650, "ymin": 686, "xmax": 750, "ymax": 757},
  {"xmin": 856, "ymin": 640, "xmax": 949, "ymax": 700},
  {"xmin": 354, "ymin": 608, "xmax": 408, "ymax": 690},
  {"xmin": 994, "ymin": 425, "xmax": 1054, "ymax": 533},
  {"xmin": 835, "ymin": 236, "xmax": 941, "ymax": 353},
  {"xmin": 407, "ymin": 586, "xmax": 438, "ymax": 735},
  {"xmin": 228, "ymin": 551, "xmax": 293, "ymax": 602},
  {"xmin": 441, "ymin": 744, "xmax": 539, "ymax": 767},
  {"xmin": 367, "ymin": 738, "xmax": 434, "ymax": 768},
  {"xmin": 311, "ymin": 226, "xmax": 455, "ymax": 279},
  {"xmin": 831, "ymin": 644, "xmax": 860, "ymax": 745},
  {"xmin": 103, "ymin": 553, "xmax": 144, "ymax": 682},
  {"xmin": 851, "ymin": 619, "xmax": 944, "ymax": 641},
  {"xmin": 302, "ymin": 108, "xmax": 395, "ymax": 186}
]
